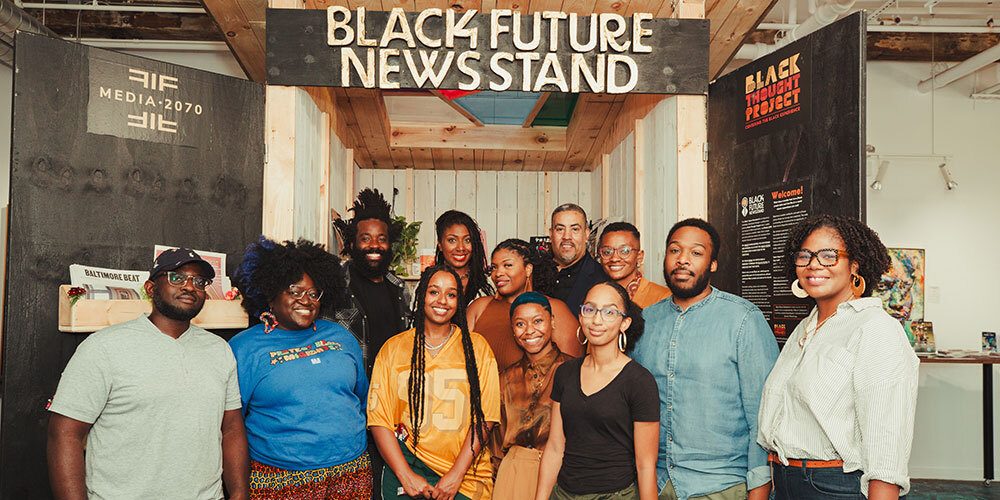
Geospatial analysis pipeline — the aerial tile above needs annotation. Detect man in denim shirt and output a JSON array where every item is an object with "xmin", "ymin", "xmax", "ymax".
[{"xmin": 632, "ymin": 219, "xmax": 778, "ymax": 500}]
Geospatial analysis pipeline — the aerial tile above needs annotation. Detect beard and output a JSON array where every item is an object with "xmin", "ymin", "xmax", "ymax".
[
  {"xmin": 665, "ymin": 267, "xmax": 713, "ymax": 299},
  {"xmin": 151, "ymin": 285, "xmax": 203, "ymax": 321},
  {"xmin": 350, "ymin": 246, "xmax": 393, "ymax": 280}
]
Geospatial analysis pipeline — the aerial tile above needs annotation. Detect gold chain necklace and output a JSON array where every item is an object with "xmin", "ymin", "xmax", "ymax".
[{"xmin": 799, "ymin": 310, "xmax": 837, "ymax": 348}]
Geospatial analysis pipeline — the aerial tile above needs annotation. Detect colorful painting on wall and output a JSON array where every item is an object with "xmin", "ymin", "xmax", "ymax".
[{"xmin": 874, "ymin": 248, "xmax": 925, "ymax": 322}]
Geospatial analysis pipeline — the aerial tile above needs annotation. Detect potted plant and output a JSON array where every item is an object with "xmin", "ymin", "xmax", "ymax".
[{"xmin": 391, "ymin": 216, "xmax": 422, "ymax": 277}]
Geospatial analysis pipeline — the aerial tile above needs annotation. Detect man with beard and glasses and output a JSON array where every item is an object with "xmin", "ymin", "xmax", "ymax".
[
  {"xmin": 333, "ymin": 188, "xmax": 412, "ymax": 375},
  {"xmin": 47, "ymin": 248, "xmax": 249, "ymax": 500},
  {"xmin": 548, "ymin": 203, "xmax": 608, "ymax": 318},
  {"xmin": 631, "ymin": 219, "xmax": 778, "ymax": 500}
]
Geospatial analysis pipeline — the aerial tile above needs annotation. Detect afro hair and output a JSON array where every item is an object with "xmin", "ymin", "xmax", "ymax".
[
  {"xmin": 333, "ymin": 188, "xmax": 405, "ymax": 256},
  {"xmin": 233, "ymin": 237, "xmax": 348, "ymax": 321}
]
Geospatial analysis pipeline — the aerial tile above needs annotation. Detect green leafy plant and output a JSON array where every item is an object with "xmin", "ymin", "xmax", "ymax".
[{"xmin": 391, "ymin": 216, "xmax": 422, "ymax": 276}]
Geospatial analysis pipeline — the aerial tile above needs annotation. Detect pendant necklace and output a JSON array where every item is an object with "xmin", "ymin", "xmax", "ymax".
[{"xmin": 799, "ymin": 310, "xmax": 837, "ymax": 348}]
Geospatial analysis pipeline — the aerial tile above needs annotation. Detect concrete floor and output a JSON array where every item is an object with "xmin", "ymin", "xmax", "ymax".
[{"xmin": 910, "ymin": 479, "xmax": 1000, "ymax": 500}]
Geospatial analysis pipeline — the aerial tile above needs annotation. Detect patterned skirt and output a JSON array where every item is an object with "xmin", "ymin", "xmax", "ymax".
[{"xmin": 250, "ymin": 452, "xmax": 373, "ymax": 500}]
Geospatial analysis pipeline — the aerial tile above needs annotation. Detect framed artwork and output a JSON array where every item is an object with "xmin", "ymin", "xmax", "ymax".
[{"xmin": 874, "ymin": 247, "xmax": 925, "ymax": 322}]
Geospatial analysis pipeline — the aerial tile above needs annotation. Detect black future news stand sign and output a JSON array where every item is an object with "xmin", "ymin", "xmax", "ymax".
[{"xmin": 266, "ymin": 7, "xmax": 709, "ymax": 95}]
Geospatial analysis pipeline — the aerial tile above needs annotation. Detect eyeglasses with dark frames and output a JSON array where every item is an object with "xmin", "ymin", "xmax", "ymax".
[
  {"xmin": 286, "ymin": 286, "xmax": 324, "ymax": 302},
  {"xmin": 579, "ymin": 304, "xmax": 628, "ymax": 321},
  {"xmin": 793, "ymin": 249, "xmax": 850, "ymax": 267},
  {"xmin": 164, "ymin": 271, "xmax": 213, "ymax": 290}
]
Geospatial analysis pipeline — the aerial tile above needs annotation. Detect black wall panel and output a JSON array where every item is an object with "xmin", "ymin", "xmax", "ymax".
[
  {"xmin": 707, "ymin": 13, "xmax": 866, "ymax": 338},
  {"xmin": 2, "ymin": 33, "xmax": 263, "ymax": 498}
]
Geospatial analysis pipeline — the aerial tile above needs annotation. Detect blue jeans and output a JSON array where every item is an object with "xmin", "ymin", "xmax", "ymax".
[{"xmin": 772, "ymin": 463, "xmax": 905, "ymax": 500}]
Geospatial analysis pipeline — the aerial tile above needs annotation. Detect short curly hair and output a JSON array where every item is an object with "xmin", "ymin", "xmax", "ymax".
[
  {"xmin": 333, "ymin": 188, "xmax": 404, "ymax": 256},
  {"xmin": 233, "ymin": 237, "xmax": 348, "ymax": 320},
  {"xmin": 783, "ymin": 215, "xmax": 890, "ymax": 298}
]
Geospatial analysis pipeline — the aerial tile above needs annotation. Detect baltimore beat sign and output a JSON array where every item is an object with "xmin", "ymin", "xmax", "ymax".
[{"xmin": 266, "ymin": 7, "xmax": 709, "ymax": 95}]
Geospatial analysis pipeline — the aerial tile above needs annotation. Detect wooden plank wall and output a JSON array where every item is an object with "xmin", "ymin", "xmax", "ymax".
[
  {"xmin": 597, "ymin": 98, "xmax": 682, "ymax": 286},
  {"xmin": 637, "ymin": 101, "xmax": 677, "ymax": 285},
  {"xmin": 293, "ymin": 89, "xmax": 325, "ymax": 243},
  {"xmin": 349, "ymin": 169, "xmax": 598, "ymax": 254},
  {"xmin": 606, "ymin": 132, "xmax": 636, "ymax": 223}
]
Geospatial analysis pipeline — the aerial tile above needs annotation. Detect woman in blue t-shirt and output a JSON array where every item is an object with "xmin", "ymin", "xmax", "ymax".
[{"xmin": 230, "ymin": 237, "xmax": 370, "ymax": 499}]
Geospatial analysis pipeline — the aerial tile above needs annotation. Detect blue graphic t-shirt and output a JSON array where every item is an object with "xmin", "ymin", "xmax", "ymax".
[{"xmin": 229, "ymin": 319, "xmax": 369, "ymax": 470}]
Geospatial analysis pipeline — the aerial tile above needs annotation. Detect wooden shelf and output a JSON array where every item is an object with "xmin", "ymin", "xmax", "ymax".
[{"xmin": 58, "ymin": 284, "xmax": 249, "ymax": 333}]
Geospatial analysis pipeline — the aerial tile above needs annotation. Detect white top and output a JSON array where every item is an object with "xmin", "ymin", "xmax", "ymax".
[
  {"xmin": 757, "ymin": 297, "xmax": 919, "ymax": 497},
  {"xmin": 49, "ymin": 315, "xmax": 242, "ymax": 500}
]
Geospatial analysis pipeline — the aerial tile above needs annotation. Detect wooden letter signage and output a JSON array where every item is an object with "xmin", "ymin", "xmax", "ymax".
[{"xmin": 266, "ymin": 8, "xmax": 708, "ymax": 94}]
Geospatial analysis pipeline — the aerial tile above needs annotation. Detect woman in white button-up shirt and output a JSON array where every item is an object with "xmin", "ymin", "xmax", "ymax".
[{"xmin": 757, "ymin": 215, "xmax": 919, "ymax": 500}]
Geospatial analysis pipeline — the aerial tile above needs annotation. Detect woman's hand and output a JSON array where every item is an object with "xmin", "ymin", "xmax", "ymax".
[
  {"xmin": 399, "ymin": 470, "xmax": 435, "ymax": 498},
  {"xmin": 432, "ymin": 468, "xmax": 464, "ymax": 500}
]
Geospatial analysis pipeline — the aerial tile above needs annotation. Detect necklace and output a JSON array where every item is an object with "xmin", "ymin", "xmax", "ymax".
[
  {"xmin": 424, "ymin": 334, "xmax": 451, "ymax": 351},
  {"xmin": 798, "ymin": 310, "xmax": 837, "ymax": 348},
  {"xmin": 424, "ymin": 329, "xmax": 454, "ymax": 351}
]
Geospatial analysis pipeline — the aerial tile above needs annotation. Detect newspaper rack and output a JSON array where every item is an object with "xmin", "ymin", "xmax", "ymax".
[{"xmin": 57, "ymin": 284, "xmax": 249, "ymax": 333}]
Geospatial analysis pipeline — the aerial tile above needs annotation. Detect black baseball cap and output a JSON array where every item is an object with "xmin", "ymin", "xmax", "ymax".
[{"xmin": 150, "ymin": 248, "xmax": 216, "ymax": 280}]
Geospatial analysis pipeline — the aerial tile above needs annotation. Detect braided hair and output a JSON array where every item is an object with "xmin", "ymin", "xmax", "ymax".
[
  {"xmin": 434, "ymin": 210, "xmax": 494, "ymax": 303},
  {"xmin": 333, "ymin": 188, "xmax": 404, "ymax": 256},
  {"xmin": 783, "ymin": 214, "xmax": 890, "ymax": 298},
  {"xmin": 407, "ymin": 265, "xmax": 488, "ymax": 454},
  {"xmin": 233, "ymin": 237, "xmax": 348, "ymax": 320},
  {"xmin": 492, "ymin": 239, "xmax": 557, "ymax": 296}
]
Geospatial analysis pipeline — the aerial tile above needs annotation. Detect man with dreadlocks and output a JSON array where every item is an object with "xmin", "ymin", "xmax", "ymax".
[
  {"xmin": 367, "ymin": 265, "xmax": 501, "ymax": 500},
  {"xmin": 333, "ymin": 188, "xmax": 412, "ymax": 374}
]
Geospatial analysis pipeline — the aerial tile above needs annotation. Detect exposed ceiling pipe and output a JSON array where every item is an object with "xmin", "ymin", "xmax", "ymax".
[
  {"xmin": 917, "ymin": 42, "xmax": 1000, "ymax": 92},
  {"xmin": 0, "ymin": 0, "xmax": 58, "ymax": 67},
  {"xmin": 20, "ymin": 2, "xmax": 206, "ymax": 14},
  {"xmin": 775, "ymin": 0, "xmax": 857, "ymax": 48}
]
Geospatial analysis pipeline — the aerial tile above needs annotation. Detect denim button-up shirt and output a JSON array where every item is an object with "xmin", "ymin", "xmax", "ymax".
[{"xmin": 632, "ymin": 287, "xmax": 778, "ymax": 499}]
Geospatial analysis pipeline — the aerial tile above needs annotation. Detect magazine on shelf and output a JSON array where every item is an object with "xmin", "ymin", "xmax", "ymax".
[{"xmin": 69, "ymin": 264, "xmax": 149, "ymax": 300}]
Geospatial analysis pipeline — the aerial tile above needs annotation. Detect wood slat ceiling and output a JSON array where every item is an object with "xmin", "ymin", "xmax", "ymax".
[{"xmin": 201, "ymin": 0, "xmax": 777, "ymax": 170}]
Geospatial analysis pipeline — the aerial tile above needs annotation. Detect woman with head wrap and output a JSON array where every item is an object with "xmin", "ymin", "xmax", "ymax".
[{"xmin": 493, "ymin": 292, "xmax": 575, "ymax": 500}]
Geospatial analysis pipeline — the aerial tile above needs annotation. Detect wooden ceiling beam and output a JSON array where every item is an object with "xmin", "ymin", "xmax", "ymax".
[
  {"xmin": 707, "ymin": 0, "xmax": 779, "ymax": 79},
  {"xmin": 202, "ymin": 0, "xmax": 266, "ymax": 81},
  {"xmin": 522, "ymin": 92, "xmax": 551, "ymax": 128},
  {"xmin": 429, "ymin": 90, "xmax": 485, "ymax": 127},
  {"xmin": 390, "ymin": 123, "xmax": 567, "ymax": 150}
]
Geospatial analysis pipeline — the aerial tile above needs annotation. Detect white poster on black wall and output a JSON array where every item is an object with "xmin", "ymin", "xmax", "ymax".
[
  {"xmin": 86, "ymin": 55, "xmax": 212, "ymax": 147},
  {"xmin": 738, "ymin": 178, "xmax": 813, "ymax": 340}
]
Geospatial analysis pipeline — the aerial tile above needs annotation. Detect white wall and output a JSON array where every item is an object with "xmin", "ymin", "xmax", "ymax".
[
  {"xmin": 353, "ymin": 169, "xmax": 598, "ymax": 255},
  {"xmin": 866, "ymin": 61, "xmax": 1000, "ymax": 480},
  {"xmin": 116, "ymin": 47, "xmax": 246, "ymax": 79}
]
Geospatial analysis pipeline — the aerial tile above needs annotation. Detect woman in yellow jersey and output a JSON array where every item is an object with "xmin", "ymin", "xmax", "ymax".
[{"xmin": 368, "ymin": 265, "xmax": 501, "ymax": 500}]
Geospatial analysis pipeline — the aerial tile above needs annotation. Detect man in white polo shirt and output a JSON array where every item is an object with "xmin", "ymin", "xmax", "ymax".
[{"xmin": 47, "ymin": 248, "xmax": 249, "ymax": 500}]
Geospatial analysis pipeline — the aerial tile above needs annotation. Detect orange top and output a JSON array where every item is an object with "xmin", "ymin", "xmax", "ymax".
[{"xmin": 631, "ymin": 277, "xmax": 672, "ymax": 309}]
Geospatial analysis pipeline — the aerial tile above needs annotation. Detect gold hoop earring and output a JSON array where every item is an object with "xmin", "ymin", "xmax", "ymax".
[
  {"xmin": 577, "ymin": 327, "xmax": 588, "ymax": 345},
  {"xmin": 618, "ymin": 331, "xmax": 627, "ymax": 352},
  {"xmin": 851, "ymin": 274, "xmax": 866, "ymax": 298}
]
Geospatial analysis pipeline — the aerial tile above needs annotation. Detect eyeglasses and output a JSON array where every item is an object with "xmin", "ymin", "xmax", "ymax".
[
  {"xmin": 164, "ymin": 271, "xmax": 212, "ymax": 290},
  {"xmin": 793, "ymin": 249, "xmax": 850, "ymax": 267},
  {"xmin": 286, "ymin": 286, "xmax": 324, "ymax": 302},
  {"xmin": 580, "ymin": 304, "xmax": 627, "ymax": 321},
  {"xmin": 598, "ymin": 246, "xmax": 636, "ymax": 259}
]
